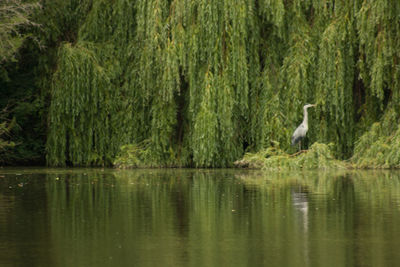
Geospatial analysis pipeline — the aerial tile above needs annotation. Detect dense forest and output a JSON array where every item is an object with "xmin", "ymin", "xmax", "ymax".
[{"xmin": 1, "ymin": 0, "xmax": 399, "ymax": 168}]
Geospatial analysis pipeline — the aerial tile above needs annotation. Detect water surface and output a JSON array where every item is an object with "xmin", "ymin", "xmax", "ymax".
[{"xmin": 1, "ymin": 168, "xmax": 400, "ymax": 266}]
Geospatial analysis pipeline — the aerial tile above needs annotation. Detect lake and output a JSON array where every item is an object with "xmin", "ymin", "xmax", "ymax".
[{"xmin": 0, "ymin": 168, "xmax": 400, "ymax": 266}]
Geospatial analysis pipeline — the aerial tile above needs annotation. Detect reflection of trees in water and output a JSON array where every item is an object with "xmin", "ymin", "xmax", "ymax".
[
  {"xmin": 239, "ymin": 170, "xmax": 400, "ymax": 267},
  {"xmin": 0, "ymin": 168, "xmax": 388, "ymax": 267},
  {"xmin": 3, "ymin": 169, "xmax": 400, "ymax": 266},
  {"xmin": 44, "ymin": 169, "xmax": 250, "ymax": 266},
  {"xmin": 0, "ymin": 173, "xmax": 55, "ymax": 266}
]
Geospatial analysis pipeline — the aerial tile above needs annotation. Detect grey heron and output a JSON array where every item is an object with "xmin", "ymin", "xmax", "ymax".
[{"xmin": 291, "ymin": 104, "xmax": 316, "ymax": 151}]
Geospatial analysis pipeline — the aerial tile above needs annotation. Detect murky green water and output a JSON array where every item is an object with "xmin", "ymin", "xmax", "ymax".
[{"xmin": 1, "ymin": 168, "xmax": 400, "ymax": 267}]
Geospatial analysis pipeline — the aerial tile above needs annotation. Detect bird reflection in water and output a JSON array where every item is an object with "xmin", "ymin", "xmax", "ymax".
[
  {"xmin": 292, "ymin": 186, "xmax": 310, "ymax": 266},
  {"xmin": 292, "ymin": 187, "xmax": 309, "ymax": 232}
]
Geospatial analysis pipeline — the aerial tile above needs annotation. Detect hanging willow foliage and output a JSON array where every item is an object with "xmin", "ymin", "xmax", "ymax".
[
  {"xmin": 351, "ymin": 0, "xmax": 400, "ymax": 168},
  {"xmin": 46, "ymin": 0, "xmax": 400, "ymax": 167}
]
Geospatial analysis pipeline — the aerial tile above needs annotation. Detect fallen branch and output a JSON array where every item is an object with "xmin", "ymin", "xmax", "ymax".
[{"xmin": 289, "ymin": 150, "xmax": 308, "ymax": 157}]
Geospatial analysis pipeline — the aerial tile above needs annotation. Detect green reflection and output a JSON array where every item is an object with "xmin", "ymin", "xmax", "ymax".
[
  {"xmin": 238, "ymin": 171, "xmax": 400, "ymax": 267},
  {"xmin": 1, "ymin": 169, "xmax": 400, "ymax": 267}
]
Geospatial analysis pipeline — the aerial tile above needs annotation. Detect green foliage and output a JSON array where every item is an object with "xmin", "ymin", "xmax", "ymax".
[
  {"xmin": 352, "ymin": 107, "xmax": 400, "ymax": 169},
  {"xmin": 1, "ymin": 0, "xmax": 400, "ymax": 167},
  {"xmin": 47, "ymin": 42, "xmax": 134, "ymax": 166},
  {"xmin": 0, "ymin": 0, "xmax": 95, "ymax": 165},
  {"xmin": 0, "ymin": 120, "xmax": 16, "ymax": 152},
  {"xmin": 47, "ymin": 0, "xmax": 253, "ymax": 167},
  {"xmin": 235, "ymin": 142, "xmax": 346, "ymax": 170},
  {"xmin": 0, "ymin": 0, "xmax": 43, "ymax": 165},
  {"xmin": 0, "ymin": 0, "xmax": 40, "ymax": 63},
  {"xmin": 46, "ymin": 0, "xmax": 400, "ymax": 167},
  {"xmin": 113, "ymin": 142, "xmax": 159, "ymax": 168},
  {"xmin": 315, "ymin": 3, "xmax": 357, "ymax": 158},
  {"xmin": 357, "ymin": 0, "xmax": 400, "ymax": 108}
]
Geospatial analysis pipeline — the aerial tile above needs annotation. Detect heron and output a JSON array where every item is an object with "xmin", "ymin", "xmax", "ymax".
[{"xmin": 291, "ymin": 104, "xmax": 316, "ymax": 151}]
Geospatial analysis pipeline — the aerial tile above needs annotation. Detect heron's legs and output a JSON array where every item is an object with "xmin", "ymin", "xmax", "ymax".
[{"xmin": 298, "ymin": 141, "xmax": 301, "ymax": 152}]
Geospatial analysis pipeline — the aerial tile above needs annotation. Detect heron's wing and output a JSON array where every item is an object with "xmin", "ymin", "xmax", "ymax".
[
  {"xmin": 291, "ymin": 124, "xmax": 306, "ymax": 145},
  {"xmin": 291, "ymin": 134, "xmax": 302, "ymax": 146}
]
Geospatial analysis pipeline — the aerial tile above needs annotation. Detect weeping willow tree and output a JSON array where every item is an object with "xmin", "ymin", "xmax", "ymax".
[
  {"xmin": 351, "ymin": 1, "xmax": 400, "ymax": 168},
  {"xmin": 46, "ymin": 0, "xmax": 400, "ymax": 167},
  {"xmin": 47, "ymin": 0, "xmax": 137, "ymax": 166}
]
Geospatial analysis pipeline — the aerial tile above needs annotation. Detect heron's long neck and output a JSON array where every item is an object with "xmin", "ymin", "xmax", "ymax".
[{"xmin": 303, "ymin": 108, "xmax": 308, "ymax": 126}]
